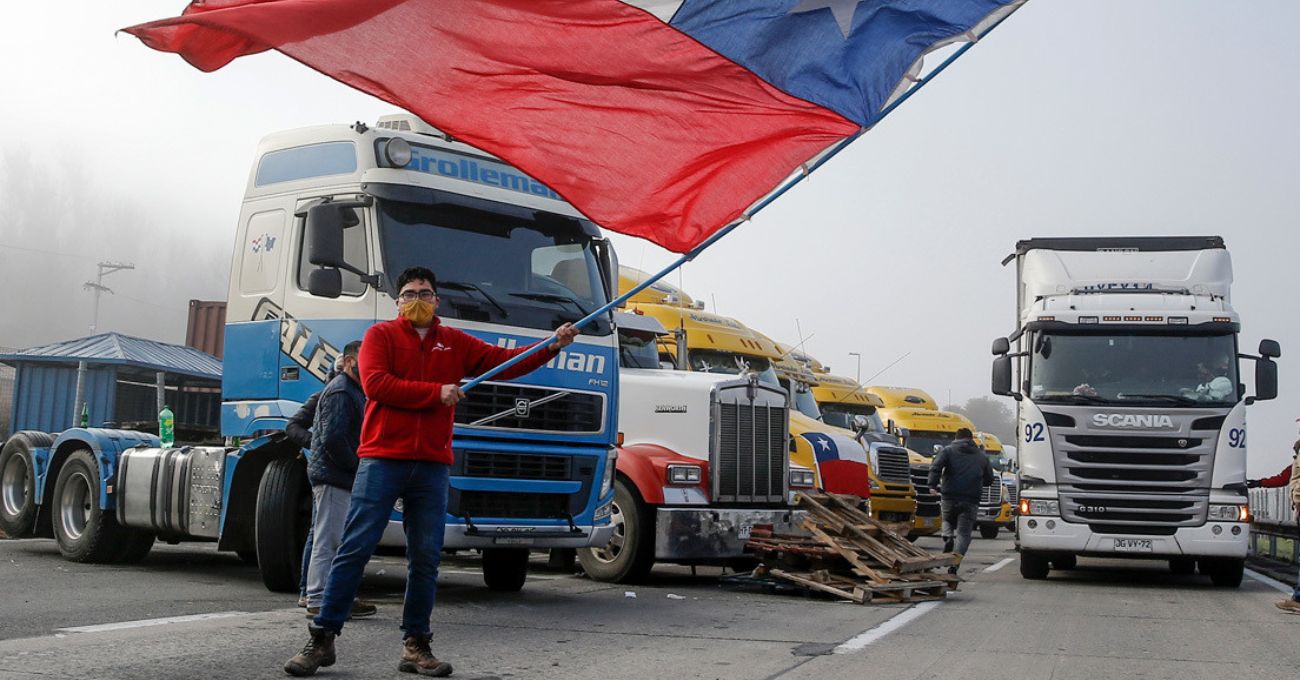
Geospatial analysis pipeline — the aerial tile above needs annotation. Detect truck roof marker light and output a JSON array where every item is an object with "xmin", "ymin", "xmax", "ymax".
[
  {"xmin": 1144, "ymin": 316, "xmax": 1163, "ymax": 322},
  {"xmin": 1167, "ymin": 317, "xmax": 1188, "ymax": 325},
  {"xmin": 1213, "ymin": 316, "xmax": 1232, "ymax": 323},
  {"xmin": 1103, "ymin": 316, "xmax": 1122, "ymax": 322},
  {"xmin": 1124, "ymin": 316, "xmax": 1143, "ymax": 322},
  {"xmin": 1037, "ymin": 316, "xmax": 1055, "ymax": 322},
  {"xmin": 1079, "ymin": 316, "xmax": 1099, "ymax": 324}
]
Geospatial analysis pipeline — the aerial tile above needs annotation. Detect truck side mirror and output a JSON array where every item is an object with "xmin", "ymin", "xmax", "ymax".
[
  {"xmin": 594, "ymin": 238, "xmax": 620, "ymax": 307},
  {"xmin": 992, "ymin": 337, "xmax": 1010, "ymax": 356},
  {"xmin": 304, "ymin": 200, "xmax": 367, "ymax": 275},
  {"xmin": 1259, "ymin": 339, "xmax": 1281, "ymax": 359},
  {"xmin": 992, "ymin": 355, "xmax": 1018, "ymax": 399},
  {"xmin": 885, "ymin": 419, "xmax": 895, "ymax": 434},
  {"xmin": 307, "ymin": 268, "xmax": 343, "ymax": 299},
  {"xmin": 851, "ymin": 414, "xmax": 870, "ymax": 433},
  {"xmin": 1252, "ymin": 357, "xmax": 1278, "ymax": 403},
  {"xmin": 896, "ymin": 427, "xmax": 909, "ymax": 441}
]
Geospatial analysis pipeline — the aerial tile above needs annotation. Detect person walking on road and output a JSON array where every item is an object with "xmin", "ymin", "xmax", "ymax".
[
  {"xmin": 928, "ymin": 428, "xmax": 995, "ymax": 575},
  {"xmin": 303, "ymin": 340, "xmax": 377, "ymax": 620},
  {"xmin": 284, "ymin": 266, "xmax": 580, "ymax": 677},
  {"xmin": 1272, "ymin": 440, "xmax": 1300, "ymax": 614}
]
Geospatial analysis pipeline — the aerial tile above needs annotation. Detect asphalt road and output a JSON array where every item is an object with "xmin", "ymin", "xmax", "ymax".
[{"xmin": 0, "ymin": 533, "xmax": 1297, "ymax": 680}]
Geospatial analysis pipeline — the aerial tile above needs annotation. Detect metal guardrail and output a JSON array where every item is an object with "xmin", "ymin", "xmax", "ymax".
[{"xmin": 1249, "ymin": 487, "xmax": 1296, "ymax": 526}]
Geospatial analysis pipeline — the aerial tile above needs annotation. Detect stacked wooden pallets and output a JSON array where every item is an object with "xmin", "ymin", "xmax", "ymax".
[{"xmin": 744, "ymin": 493, "xmax": 961, "ymax": 604}]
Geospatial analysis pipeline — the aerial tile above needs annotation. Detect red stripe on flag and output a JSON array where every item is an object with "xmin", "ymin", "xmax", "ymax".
[
  {"xmin": 124, "ymin": 0, "xmax": 858, "ymax": 253},
  {"xmin": 816, "ymin": 460, "xmax": 872, "ymax": 498}
]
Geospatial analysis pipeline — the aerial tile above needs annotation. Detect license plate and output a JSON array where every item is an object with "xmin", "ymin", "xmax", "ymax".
[
  {"xmin": 737, "ymin": 523, "xmax": 753, "ymax": 540},
  {"xmin": 1113, "ymin": 539, "xmax": 1153, "ymax": 553},
  {"xmin": 493, "ymin": 537, "xmax": 535, "ymax": 546}
]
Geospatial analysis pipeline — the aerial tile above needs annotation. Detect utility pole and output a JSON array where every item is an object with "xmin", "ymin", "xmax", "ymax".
[
  {"xmin": 849, "ymin": 352, "xmax": 862, "ymax": 383},
  {"xmin": 84, "ymin": 261, "xmax": 135, "ymax": 332}
]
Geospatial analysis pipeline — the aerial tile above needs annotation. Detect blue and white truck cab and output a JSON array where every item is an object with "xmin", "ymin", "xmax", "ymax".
[{"xmin": 0, "ymin": 114, "xmax": 619, "ymax": 592}]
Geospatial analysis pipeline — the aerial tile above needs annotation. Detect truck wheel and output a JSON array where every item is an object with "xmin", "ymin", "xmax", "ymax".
[
  {"xmin": 1206, "ymin": 557, "xmax": 1244, "ymax": 588},
  {"xmin": 0, "ymin": 432, "xmax": 53, "ymax": 537},
  {"xmin": 979, "ymin": 524, "xmax": 1000, "ymax": 540},
  {"xmin": 1020, "ymin": 551, "xmax": 1050, "ymax": 580},
  {"xmin": 482, "ymin": 548, "xmax": 530, "ymax": 591},
  {"xmin": 578, "ymin": 479, "xmax": 655, "ymax": 583},
  {"xmin": 114, "ymin": 530, "xmax": 156, "ymax": 564},
  {"xmin": 1169, "ymin": 557, "xmax": 1196, "ymax": 575},
  {"xmin": 51, "ymin": 449, "xmax": 127, "ymax": 563},
  {"xmin": 255, "ymin": 457, "xmax": 310, "ymax": 592},
  {"xmin": 1051, "ymin": 553, "xmax": 1077, "ymax": 570}
]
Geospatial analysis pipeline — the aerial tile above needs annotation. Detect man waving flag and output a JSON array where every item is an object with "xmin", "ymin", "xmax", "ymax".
[{"xmin": 124, "ymin": 0, "xmax": 1026, "ymax": 254}]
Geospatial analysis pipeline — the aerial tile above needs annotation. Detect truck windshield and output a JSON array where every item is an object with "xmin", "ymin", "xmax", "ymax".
[
  {"xmin": 377, "ymin": 199, "xmax": 612, "ymax": 335},
  {"xmin": 791, "ymin": 382, "xmax": 822, "ymax": 420},
  {"xmin": 820, "ymin": 403, "xmax": 886, "ymax": 432},
  {"xmin": 1029, "ymin": 332, "xmax": 1238, "ymax": 406},
  {"xmin": 906, "ymin": 431, "xmax": 956, "ymax": 456},
  {"xmin": 618, "ymin": 332, "xmax": 662, "ymax": 369}
]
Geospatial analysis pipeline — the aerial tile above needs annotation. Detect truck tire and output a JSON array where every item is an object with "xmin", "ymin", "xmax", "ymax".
[
  {"xmin": 114, "ymin": 530, "xmax": 156, "ymax": 564},
  {"xmin": 578, "ymin": 479, "xmax": 655, "ymax": 583},
  {"xmin": 255, "ymin": 457, "xmax": 311, "ymax": 593},
  {"xmin": 1019, "ymin": 551, "xmax": 1050, "ymax": 580},
  {"xmin": 1051, "ymin": 553, "xmax": 1077, "ymax": 570},
  {"xmin": 1169, "ymin": 557, "xmax": 1196, "ymax": 575},
  {"xmin": 546, "ymin": 548, "xmax": 576, "ymax": 572},
  {"xmin": 979, "ymin": 524, "xmax": 1000, "ymax": 540},
  {"xmin": 51, "ymin": 449, "xmax": 128, "ymax": 563},
  {"xmin": 1206, "ymin": 557, "xmax": 1244, "ymax": 588},
  {"xmin": 0, "ymin": 432, "xmax": 53, "ymax": 538},
  {"xmin": 482, "ymin": 548, "xmax": 530, "ymax": 591}
]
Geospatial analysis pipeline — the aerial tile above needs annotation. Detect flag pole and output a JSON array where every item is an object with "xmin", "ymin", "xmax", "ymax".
[{"xmin": 461, "ymin": 10, "xmax": 1019, "ymax": 392}]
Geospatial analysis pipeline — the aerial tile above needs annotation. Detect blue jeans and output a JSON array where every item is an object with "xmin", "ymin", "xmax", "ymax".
[
  {"xmin": 315, "ymin": 458, "xmax": 449, "ymax": 637},
  {"xmin": 299, "ymin": 524, "xmax": 314, "ymax": 597},
  {"xmin": 940, "ymin": 499, "xmax": 979, "ymax": 558},
  {"xmin": 1294, "ymin": 516, "xmax": 1300, "ymax": 602}
]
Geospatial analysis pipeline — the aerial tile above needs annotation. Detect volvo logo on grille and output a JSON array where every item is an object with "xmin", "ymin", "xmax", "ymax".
[
  {"xmin": 514, "ymin": 398, "xmax": 530, "ymax": 417},
  {"xmin": 1092, "ymin": 413, "xmax": 1175, "ymax": 429}
]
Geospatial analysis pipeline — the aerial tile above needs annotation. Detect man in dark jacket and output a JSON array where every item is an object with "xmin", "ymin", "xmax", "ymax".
[
  {"xmin": 302, "ymin": 341, "xmax": 375, "ymax": 619},
  {"xmin": 285, "ymin": 375, "xmax": 330, "ymax": 607},
  {"xmin": 928, "ymin": 428, "xmax": 996, "ymax": 574}
]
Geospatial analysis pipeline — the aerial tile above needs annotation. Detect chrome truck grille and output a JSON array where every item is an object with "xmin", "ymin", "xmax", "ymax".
[
  {"xmin": 711, "ymin": 379, "xmax": 790, "ymax": 504},
  {"xmin": 910, "ymin": 463, "xmax": 940, "ymax": 517},
  {"xmin": 873, "ymin": 446, "xmax": 912, "ymax": 484},
  {"xmin": 1046, "ymin": 409, "xmax": 1221, "ymax": 534},
  {"xmin": 1005, "ymin": 479, "xmax": 1019, "ymax": 505},
  {"xmin": 980, "ymin": 483, "xmax": 1001, "ymax": 506},
  {"xmin": 455, "ymin": 382, "xmax": 605, "ymax": 434}
]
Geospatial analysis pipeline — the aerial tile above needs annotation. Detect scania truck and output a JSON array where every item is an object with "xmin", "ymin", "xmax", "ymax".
[
  {"xmin": 992, "ymin": 237, "xmax": 1280, "ymax": 586},
  {"xmin": 0, "ymin": 115, "xmax": 619, "ymax": 592},
  {"xmin": 577, "ymin": 312, "xmax": 808, "ymax": 582}
]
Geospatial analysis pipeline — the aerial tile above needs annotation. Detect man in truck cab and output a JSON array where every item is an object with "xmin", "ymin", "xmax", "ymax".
[
  {"xmin": 928, "ymin": 428, "xmax": 995, "ymax": 575},
  {"xmin": 285, "ymin": 267, "xmax": 580, "ymax": 677}
]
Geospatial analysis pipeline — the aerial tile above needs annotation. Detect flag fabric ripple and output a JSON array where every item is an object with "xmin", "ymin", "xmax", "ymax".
[
  {"xmin": 801, "ymin": 431, "xmax": 873, "ymax": 498},
  {"xmin": 124, "ymin": 0, "xmax": 1021, "ymax": 253}
]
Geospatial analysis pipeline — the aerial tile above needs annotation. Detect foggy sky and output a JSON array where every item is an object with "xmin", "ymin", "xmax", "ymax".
[{"xmin": 1, "ymin": 1, "xmax": 1296, "ymax": 473}]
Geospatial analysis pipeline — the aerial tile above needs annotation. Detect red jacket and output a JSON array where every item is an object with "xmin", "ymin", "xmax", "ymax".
[
  {"xmin": 357, "ymin": 316, "xmax": 557, "ymax": 464},
  {"xmin": 1259, "ymin": 464, "xmax": 1293, "ymax": 488}
]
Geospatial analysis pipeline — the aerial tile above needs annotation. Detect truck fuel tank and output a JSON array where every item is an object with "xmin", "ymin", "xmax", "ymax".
[{"xmin": 117, "ymin": 446, "xmax": 227, "ymax": 539}]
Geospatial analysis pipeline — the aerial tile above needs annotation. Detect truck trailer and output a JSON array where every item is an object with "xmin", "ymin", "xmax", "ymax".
[
  {"xmin": 992, "ymin": 237, "xmax": 1280, "ymax": 586},
  {"xmin": 0, "ymin": 114, "xmax": 620, "ymax": 592}
]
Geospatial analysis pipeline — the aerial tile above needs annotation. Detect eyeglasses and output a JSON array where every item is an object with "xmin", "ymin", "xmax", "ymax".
[{"xmin": 398, "ymin": 290, "xmax": 437, "ymax": 302}]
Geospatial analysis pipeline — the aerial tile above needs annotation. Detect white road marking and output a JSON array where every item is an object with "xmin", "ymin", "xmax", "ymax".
[
  {"xmin": 984, "ymin": 557, "xmax": 1015, "ymax": 573},
  {"xmin": 1245, "ymin": 568, "xmax": 1294, "ymax": 595},
  {"xmin": 832, "ymin": 601, "xmax": 942, "ymax": 654},
  {"xmin": 57, "ymin": 611, "xmax": 250, "ymax": 634},
  {"xmin": 438, "ymin": 568, "xmax": 566, "ymax": 581}
]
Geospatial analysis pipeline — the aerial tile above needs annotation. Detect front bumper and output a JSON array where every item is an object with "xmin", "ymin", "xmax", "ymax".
[
  {"xmin": 979, "ymin": 503, "xmax": 1014, "ymax": 526},
  {"xmin": 655, "ymin": 507, "xmax": 804, "ymax": 560},
  {"xmin": 1017, "ymin": 517, "xmax": 1249, "ymax": 558},
  {"xmin": 869, "ymin": 491, "xmax": 916, "ymax": 524},
  {"xmin": 377, "ymin": 520, "xmax": 616, "ymax": 550}
]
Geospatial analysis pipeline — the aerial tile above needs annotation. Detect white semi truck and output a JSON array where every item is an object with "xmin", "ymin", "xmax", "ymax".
[{"xmin": 991, "ymin": 237, "xmax": 1280, "ymax": 586}]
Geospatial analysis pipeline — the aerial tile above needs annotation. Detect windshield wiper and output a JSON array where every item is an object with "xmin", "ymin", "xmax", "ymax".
[
  {"xmin": 1038, "ymin": 393, "xmax": 1110, "ymax": 405},
  {"xmin": 1117, "ymin": 393, "xmax": 1201, "ymax": 405},
  {"xmin": 438, "ymin": 280, "xmax": 509, "ymax": 318},
  {"xmin": 508, "ymin": 291, "xmax": 593, "ymax": 316}
]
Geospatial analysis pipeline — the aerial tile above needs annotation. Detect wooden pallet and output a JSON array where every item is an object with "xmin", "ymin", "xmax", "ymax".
[{"xmin": 742, "ymin": 493, "xmax": 961, "ymax": 604}]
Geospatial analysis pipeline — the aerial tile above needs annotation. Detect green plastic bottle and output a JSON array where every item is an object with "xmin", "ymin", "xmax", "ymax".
[
  {"xmin": 159, "ymin": 405, "xmax": 175, "ymax": 448},
  {"xmin": 79, "ymin": 403, "xmax": 89, "ymax": 428}
]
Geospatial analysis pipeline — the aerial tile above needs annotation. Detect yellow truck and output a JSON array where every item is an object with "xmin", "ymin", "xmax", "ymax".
[
  {"xmin": 976, "ymin": 432, "xmax": 1016, "ymax": 539},
  {"xmin": 619, "ymin": 268, "xmax": 872, "ymax": 500},
  {"xmin": 804, "ymin": 371, "xmax": 917, "ymax": 527}
]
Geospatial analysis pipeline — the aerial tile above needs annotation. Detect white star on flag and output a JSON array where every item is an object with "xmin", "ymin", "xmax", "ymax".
[
  {"xmin": 817, "ymin": 438, "xmax": 832, "ymax": 451},
  {"xmin": 789, "ymin": 0, "xmax": 873, "ymax": 38}
]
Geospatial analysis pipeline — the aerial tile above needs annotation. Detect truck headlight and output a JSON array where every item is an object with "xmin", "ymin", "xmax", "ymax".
[
  {"xmin": 1208, "ymin": 504, "xmax": 1249, "ymax": 522},
  {"xmin": 1019, "ymin": 499, "xmax": 1060, "ymax": 516},
  {"xmin": 667, "ymin": 464, "xmax": 702, "ymax": 485},
  {"xmin": 599, "ymin": 449, "xmax": 617, "ymax": 499},
  {"xmin": 790, "ymin": 468, "xmax": 816, "ymax": 489}
]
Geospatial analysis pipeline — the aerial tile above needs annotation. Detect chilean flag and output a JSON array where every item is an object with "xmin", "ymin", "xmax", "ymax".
[
  {"xmin": 124, "ymin": 0, "xmax": 1024, "ymax": 253},
  {"xmin": 801, "ymin": 431, "xmax": 872, "ymax": 499}
]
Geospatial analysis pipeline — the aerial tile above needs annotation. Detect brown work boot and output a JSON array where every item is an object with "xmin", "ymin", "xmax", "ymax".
[
  {"xmin": 399, "ymin": 634, "xmax": 453, "ymax": 677},
  {"xmin": 305, "ymin": 599, "xmax": 379, "ymax": 620},
  {"xmin": 284, "ymin": 626, "xmax": 336, "ymax": 677},
  {"xmin": 1276, "ymin": 599, "xmax": 1300, "ymax": 615}
]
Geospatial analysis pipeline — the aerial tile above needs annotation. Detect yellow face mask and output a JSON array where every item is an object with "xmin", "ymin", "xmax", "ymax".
[{"xmin": 399, "ymin": 299, "xmax": 435, "ymax": 327}]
